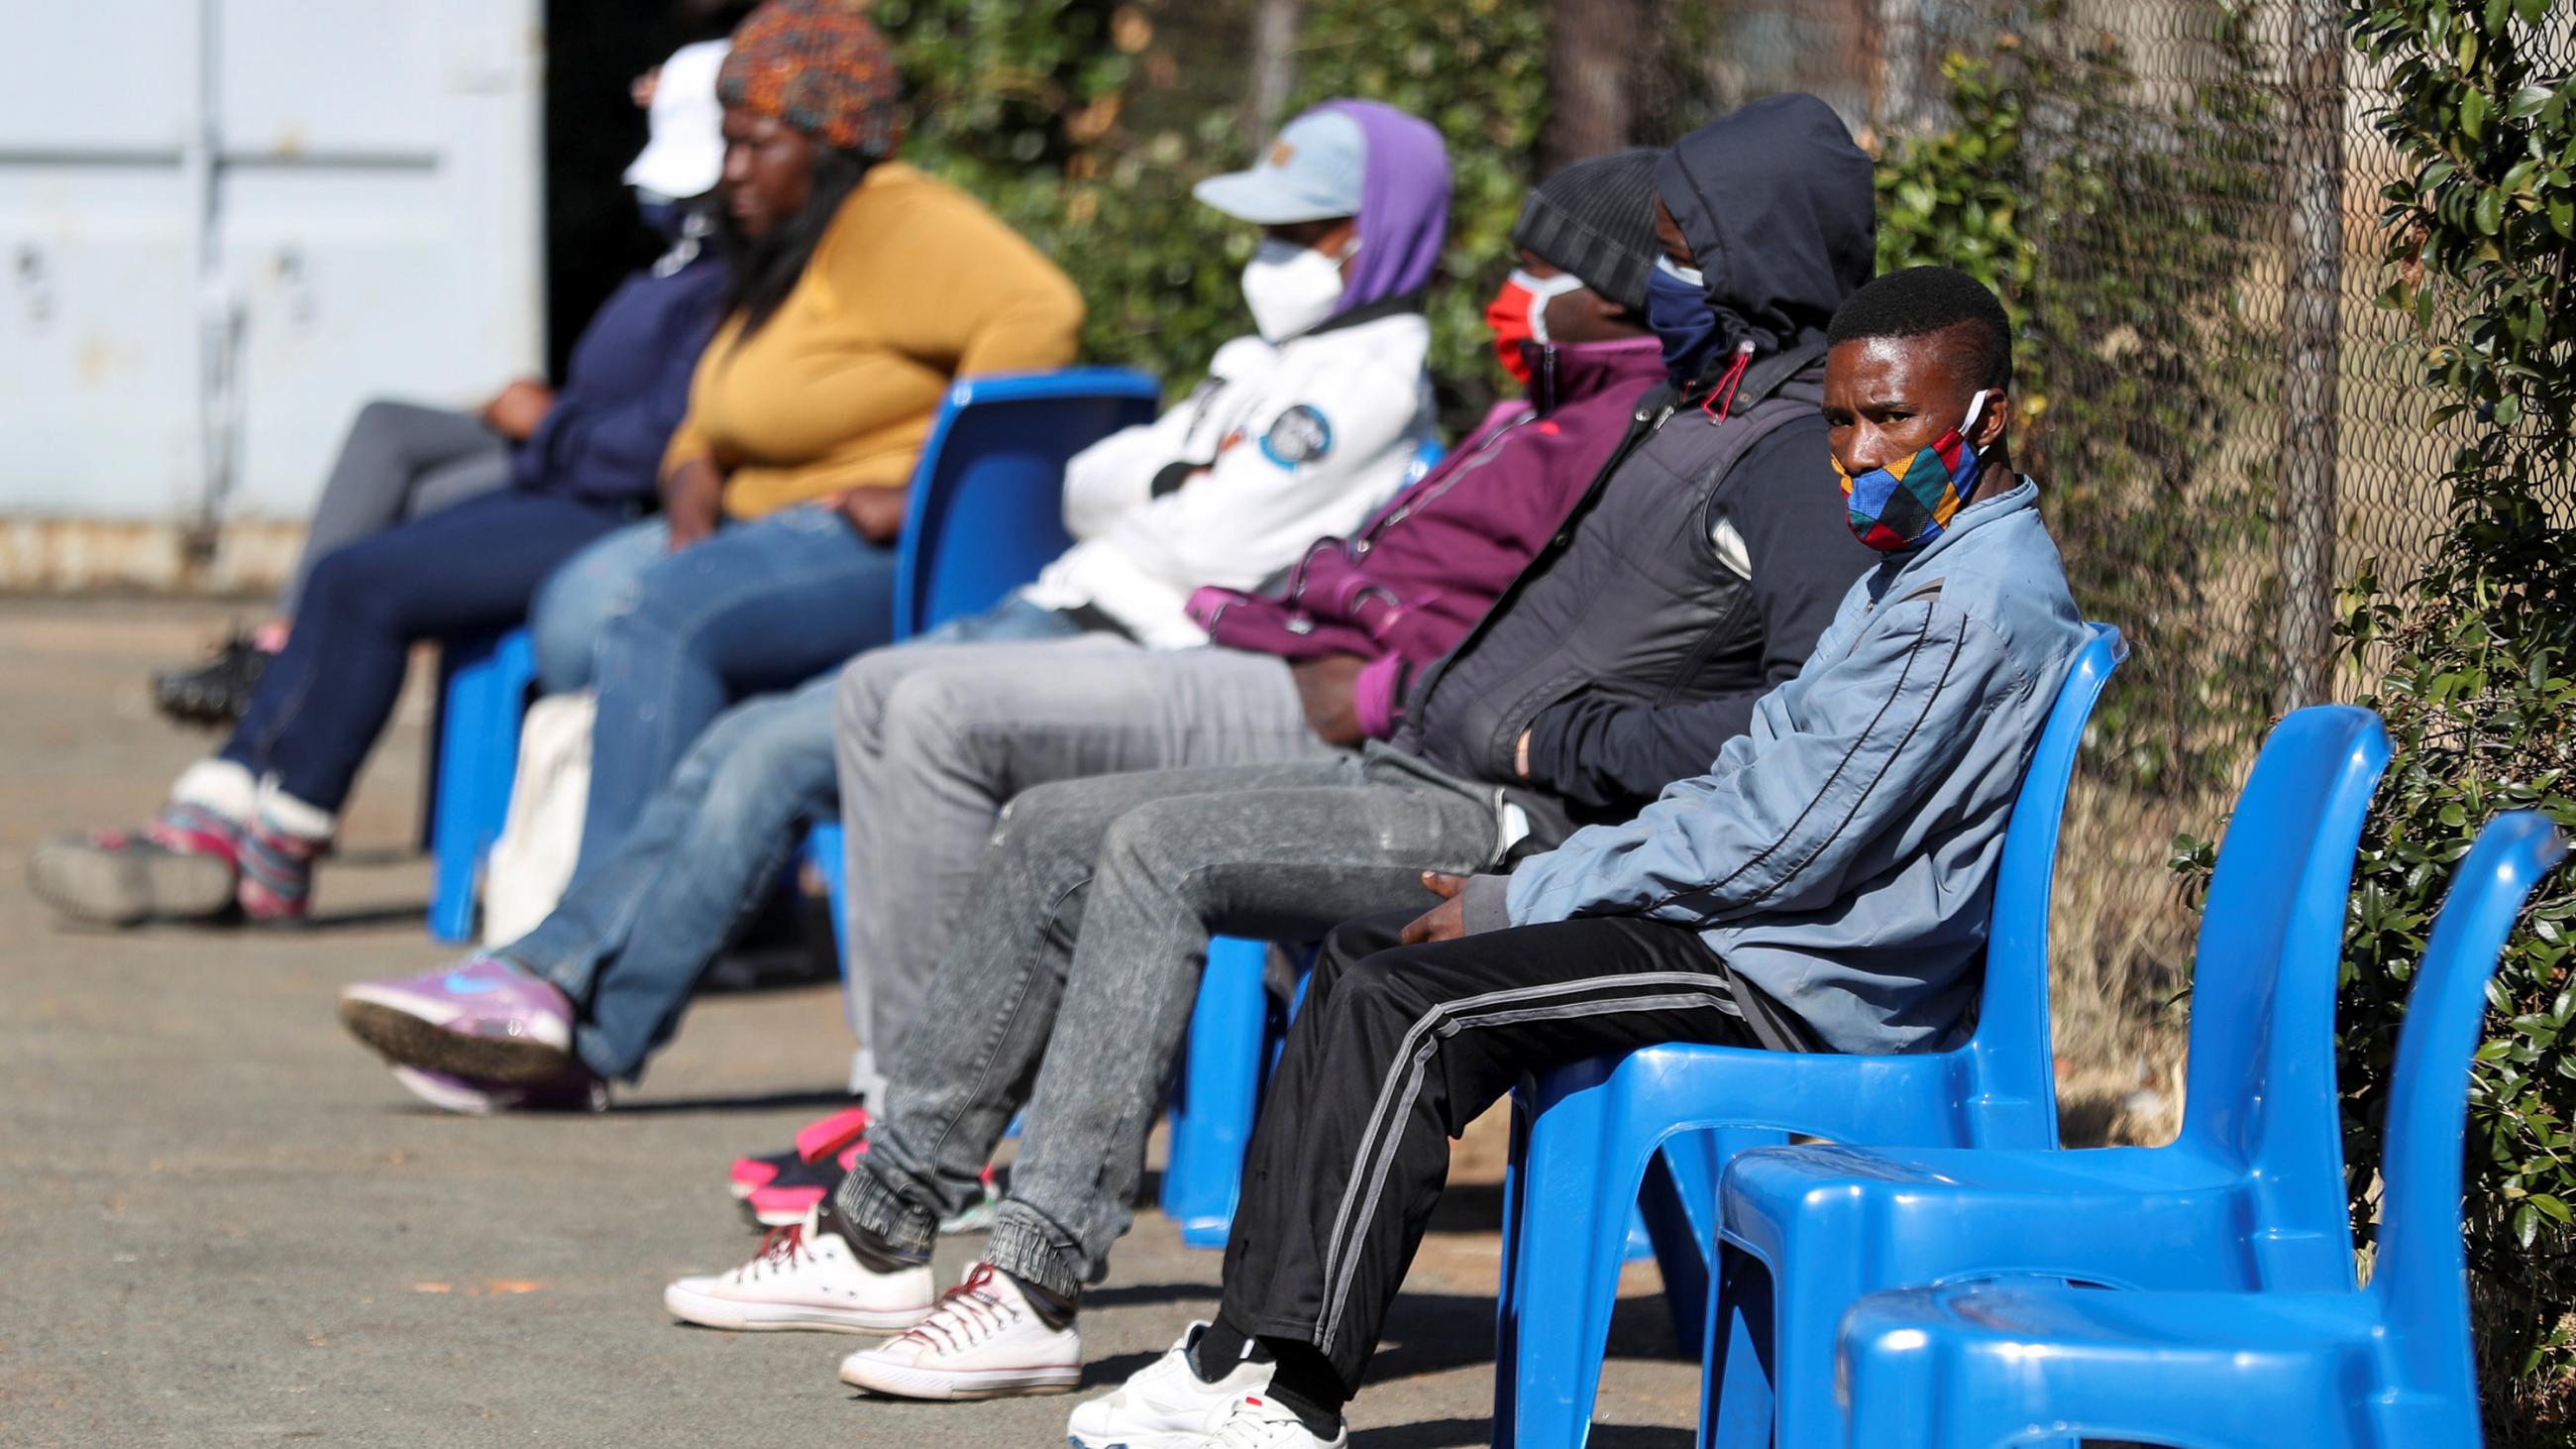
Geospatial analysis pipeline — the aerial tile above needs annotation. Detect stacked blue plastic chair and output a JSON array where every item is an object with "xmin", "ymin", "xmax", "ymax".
[
  {"xmin": 1834, "ymin": 810, "xmax": 2562, "ymax": 1449},
  {"xmin": 1153, "ymin": 436, "xmax": 1448, "ymax": 1249},
  {"xmin": 1488, "ymin": 621, "xmax": 2126, "ymax": 1449},
  {"xmin": 425, "ymin": 367, "xmax": 1163, "ymax": 945},
  {"xmin": 1706, "ymin": 703, "xmax": 2396, "ymax": 1448}
]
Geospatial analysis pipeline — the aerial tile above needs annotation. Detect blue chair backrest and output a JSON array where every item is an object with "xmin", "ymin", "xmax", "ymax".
[
  {"xmin": 1965, "ymin": 622, "xmax": 2127, "ymax": 1133},
  {"xmin": 893, "ymin": 367, "xmax": 1163, "ymax": 636},
  {"xmin": 2176, "ymin": 705, "xmax": 2392, "ymax": 1248},
  {"xmin": 2376, "ymin": 812, "xmax": 2563, "ymax": 1400}
]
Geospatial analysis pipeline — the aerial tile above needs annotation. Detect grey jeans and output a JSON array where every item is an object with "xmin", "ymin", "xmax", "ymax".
[
  {"xmin": 830, "ymin": 640, "xmax": 1339, "ymax": 1100},
  {"xmin": 835, "ymin": 754, "xmax": 1500, "ymax": 1299},
  {"xmin": 285, "ymin": 400, "xmax": 511, "ymax": 616}
]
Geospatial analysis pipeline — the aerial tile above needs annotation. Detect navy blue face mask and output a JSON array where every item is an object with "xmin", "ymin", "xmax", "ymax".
[
  {"xmin": 1645, "ymin": 255, "xmax": 1725, "ymax": 386},
  {"xmin": 637, "ymin": 194, "xmax": 687, "ymax": 243}
]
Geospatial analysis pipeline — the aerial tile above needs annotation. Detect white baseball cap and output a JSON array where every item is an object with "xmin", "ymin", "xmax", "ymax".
[{"xmin": 624, "ymin": 40, "xmax": 730, "ymax": 200}]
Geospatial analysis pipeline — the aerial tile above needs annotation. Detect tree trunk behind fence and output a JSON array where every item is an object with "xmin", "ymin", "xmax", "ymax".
[
  {"xmin": 1544, "ymin": 0, "xmax": 1643, "ymax": 169},
  {"xmin": 2280, "ymin": 0, "xmax": 2346, "ymax": 708}
]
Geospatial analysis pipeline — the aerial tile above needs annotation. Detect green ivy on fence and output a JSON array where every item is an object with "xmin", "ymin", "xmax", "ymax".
[{"xmin": 2334, "ymin": 0, "xmax": 2576, "ymax": 1430}]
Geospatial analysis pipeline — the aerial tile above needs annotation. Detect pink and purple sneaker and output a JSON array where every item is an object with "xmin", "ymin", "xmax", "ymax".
[
  {"xmin": 386, "ymin": 1064, "xmax": 607, "ymax": 1116},
  {"xmin": 339, "ymin": 954, "xmax": 580, "ymax": 1086}
]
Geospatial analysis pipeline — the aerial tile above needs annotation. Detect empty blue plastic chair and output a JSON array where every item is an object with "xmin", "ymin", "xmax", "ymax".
[
  {"xmin": 1708, "ymin": 704, "xmax": 2395, "ymax": 1449},
  {"xmin": 1834, "ymin": 810, "xmax": 2563, "ymax": 1449},
  {"xmin": 427, "ymin": 367, "xmax": 1162, "ymax": 945},
  {"xmin": 427, "ymin": 627, "xmax": 538, "ymax": 943},
  {"xmin": 1487, "ymin": 622, "xmax": 2125, "ymax": 1449}
]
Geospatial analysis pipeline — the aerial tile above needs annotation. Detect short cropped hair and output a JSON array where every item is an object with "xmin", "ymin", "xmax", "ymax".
[{"xmin": 1824, "ymin": 266, "xmax": 2013, "ymax": 391}]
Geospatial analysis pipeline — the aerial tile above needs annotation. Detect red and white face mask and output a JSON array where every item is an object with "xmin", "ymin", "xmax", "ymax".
[{"xmin": 1484, "ymin": 268, "xmax": 1589, "ymax": 384}]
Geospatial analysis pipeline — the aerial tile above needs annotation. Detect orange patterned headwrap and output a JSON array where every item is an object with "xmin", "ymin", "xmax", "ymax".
[{"xmin": 717, "ymin": 0, "xmax": 904, "ymax": 157}]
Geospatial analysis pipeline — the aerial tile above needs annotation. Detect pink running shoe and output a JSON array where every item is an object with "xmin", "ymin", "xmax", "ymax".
[
  {"xmin": 747, "ymin": 1144, "xmax": 865, "ymax": 1226},
  {"xmin": 728, "ymin": 1104, "xmax": 872, "ymax": 1199},
  {"xmin": 340, "ymin": 954, "xmax": 580, "ymax": 1085}
]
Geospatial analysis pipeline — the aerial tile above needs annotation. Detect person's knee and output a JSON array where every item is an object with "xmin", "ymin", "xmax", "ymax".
[
  {"xmin": 834, "ymin": 646, "xmax": 920, "ymax": 755},
  {"xmin": 1326, "ymin": 946, "xmax": 1443, "ymax": 1032},
  {"xmin": 1094, "ymin": 798, "xmax": 1204, "ymax": 902},
  {"xmin": 297, "ymin": 543, "xmax": 393, "ymax": 627},
  {"xmin": 989, "ymin": 776, "xmax": 1109, "ymax": 857},
  {"xmin": 350, "ymin": 398, "xmax": 411, "ymax": 440},
  {"xmin": 697, "ymin": 705, "xmax": 831, "ymax": 839}
]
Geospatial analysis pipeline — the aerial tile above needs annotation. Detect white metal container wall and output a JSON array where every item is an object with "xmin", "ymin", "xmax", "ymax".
[{"xmin": 0, "ymin": 0, "xmax": 542, "ymax": 522}]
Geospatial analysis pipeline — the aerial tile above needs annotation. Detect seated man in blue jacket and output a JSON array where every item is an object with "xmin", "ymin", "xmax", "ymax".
[{"xmin": 1070, "ymin": 265, "xmax": 2094, "ymax": 1449}]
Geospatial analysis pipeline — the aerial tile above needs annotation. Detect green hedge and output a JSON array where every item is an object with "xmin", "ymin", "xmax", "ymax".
[{"xmin": 878, "ymin": 0, "xmax": 1547, "ymax": 423}]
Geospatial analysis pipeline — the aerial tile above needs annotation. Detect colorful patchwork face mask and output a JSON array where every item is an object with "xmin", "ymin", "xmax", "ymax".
[{"xmin": 1834, "ymin": 390, "xmax": 1992, "ymax": 553}]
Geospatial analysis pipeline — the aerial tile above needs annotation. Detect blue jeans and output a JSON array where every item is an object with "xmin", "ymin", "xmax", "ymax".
[
  {"xmin": 222, "ymin": 488, "xmax": 630, "ymax": 815},
  {"xmin": 564, "ymin": 505, "xmax": 905, "ymax": 880},
  {"xmin": 527, "ymin": 516, "xmax": 669, "ymax": 695},
  {"xmin": 501, "ymin": 593, "xmax": 1084, "ymax": 1081}
]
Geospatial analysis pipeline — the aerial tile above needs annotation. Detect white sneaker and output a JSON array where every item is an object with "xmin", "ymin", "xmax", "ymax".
[
  {"xmin": 1211, "ymin": 1393, "xmax": 1346, "ymax": 1448},
  {"xmin": 1068, "ymin": 1323, "xmax": 1273, "ymax": 1449},
  {"xmin": 663, "ymin": 1204, "xmax": 934, "ymax": 1333},
  {"xmin": 835, "ymin": 1263, "xmax": 1082, "ymax": 1400}
]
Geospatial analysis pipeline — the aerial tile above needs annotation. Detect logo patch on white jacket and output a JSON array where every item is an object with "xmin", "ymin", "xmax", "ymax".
[{"xmin": 1259, "ymin": 405, "xmax": 1335, "ymax": 468}]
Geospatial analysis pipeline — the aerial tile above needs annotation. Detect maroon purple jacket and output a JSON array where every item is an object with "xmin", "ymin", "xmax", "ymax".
[{"xmin": 1186, "ymin": 335, "xmax": 1665, "ymax": 738}]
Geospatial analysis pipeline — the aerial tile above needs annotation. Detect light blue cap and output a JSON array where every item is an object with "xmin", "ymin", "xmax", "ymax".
[{"xmin": 1193, "ymin": 110, "xmax": 1366, "ymax": 224}]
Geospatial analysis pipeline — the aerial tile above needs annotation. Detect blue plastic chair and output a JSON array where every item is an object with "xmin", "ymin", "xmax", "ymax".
[
  {"xmin": 425, "ymin": 367, "xmax": 1162, "ymax": 944},
  {"xmin": 1707, "ymin": 704, "xmax": 2395, "ymax": 1449},
  {"xmin": 427, "ymin": 627, "xmax": 539, "ymax": 942},
  {"xmin": 888, "ymin": 367, "xmax": 1163, "ymax": 637},
  {"xmin": 1834, "ymin": 811, "xmax": 2564, "ymax": 1449},
  {"xmin": 1487, "ymin": 622, "xmax": 2126, "ymax": 1449}
]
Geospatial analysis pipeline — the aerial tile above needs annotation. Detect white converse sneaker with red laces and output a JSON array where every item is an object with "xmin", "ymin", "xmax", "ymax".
[
  {"xmin": 1067, "ymin": 1322, "xmax": 1273, "ymax": 1449},
  {"xmin": 835, "ymin": 1263, "xmax": 1082, "ymax": 1400},
  {"xmin": 662, "ymin": 1204, "xmax": 933, "ymax": 1333}
]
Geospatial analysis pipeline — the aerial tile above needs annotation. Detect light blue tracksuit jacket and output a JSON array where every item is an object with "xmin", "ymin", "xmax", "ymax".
[{"xmin": 1489, "ymin": 479, "xmax": 2090, "ymax": 1054}]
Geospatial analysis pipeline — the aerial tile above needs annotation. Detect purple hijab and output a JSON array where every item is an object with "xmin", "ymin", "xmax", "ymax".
[{"xmin": 1313, "ymin": 98, "xmax": 1450, "ymax": 315}]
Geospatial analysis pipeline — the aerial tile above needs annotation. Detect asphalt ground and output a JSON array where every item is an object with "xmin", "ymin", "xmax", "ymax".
[{"xmin": 0, "ymin": 596, "xmax": 1701, "ymax": 1448}]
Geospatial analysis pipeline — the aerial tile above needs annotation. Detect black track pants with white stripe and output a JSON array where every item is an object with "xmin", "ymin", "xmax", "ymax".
[{"xmin": 1218, "ymin": 907, "xmax": 1764, "ymax": 1393}]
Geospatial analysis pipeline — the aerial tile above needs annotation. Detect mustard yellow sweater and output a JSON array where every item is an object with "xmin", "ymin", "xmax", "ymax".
[{"xmin": 664, "ymin": 162, "xmax": 1086, "ymax": 518}]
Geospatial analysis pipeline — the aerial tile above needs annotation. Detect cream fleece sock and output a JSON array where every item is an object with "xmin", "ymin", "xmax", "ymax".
[{"xmin": 169, "ymin": 759, "xmax": 257, "ymax": 825}]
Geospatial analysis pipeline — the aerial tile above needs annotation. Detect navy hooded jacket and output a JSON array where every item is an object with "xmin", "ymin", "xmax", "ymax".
[{"xmin": 1510, "ymin": 95, "xmax": 1879, "ymax": 813}]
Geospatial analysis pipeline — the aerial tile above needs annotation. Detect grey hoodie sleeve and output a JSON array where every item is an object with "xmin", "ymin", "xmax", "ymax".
[
  {"xmin": 1516, "ymin": 424, "xmax": 1872, "ymax": 813},
  {"xmin": 1503, "ymin": 591, "xmax": 2026, "ymax": 928}
]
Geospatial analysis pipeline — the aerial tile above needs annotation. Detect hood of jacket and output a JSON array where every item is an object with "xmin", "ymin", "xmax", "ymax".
[{"xmin": 1655, "ymin": 93, "xmax": 1876, "ymax": 360}]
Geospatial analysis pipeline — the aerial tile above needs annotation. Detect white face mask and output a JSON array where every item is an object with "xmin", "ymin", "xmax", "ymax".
[
  {"xmin": 1241, "ymin": 237, "xmax": 1355, "ymax": 343},
  {"xmin": 1506, "ymin": 268, "xmax": 1589, "ymax": 345}
]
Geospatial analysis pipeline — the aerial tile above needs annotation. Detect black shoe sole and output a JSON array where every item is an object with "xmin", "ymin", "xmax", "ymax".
[{"xmin": 338, "ymin": 998, "xmax": 578, "ymax": 1086}]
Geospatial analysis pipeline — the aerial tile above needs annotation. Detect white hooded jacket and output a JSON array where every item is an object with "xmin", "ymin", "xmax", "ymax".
[{"xmin": 1019, "ymin": 304, "xmax": 1438, "ymax": 648}]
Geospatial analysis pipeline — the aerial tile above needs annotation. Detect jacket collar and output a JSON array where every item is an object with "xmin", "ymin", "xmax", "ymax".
[
  {"xmin": 1530, "ymin": 336, "xmax": 1664, "ymax": 415},
  {"xmin": 1867, "ymin": 476, "xmax": 2039, "ymax": 595}
]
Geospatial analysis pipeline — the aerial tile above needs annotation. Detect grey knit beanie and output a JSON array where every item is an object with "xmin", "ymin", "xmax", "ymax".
[{"xmin": 1510, "ymin": 147, "xmax": 1664, "ymax": 312}]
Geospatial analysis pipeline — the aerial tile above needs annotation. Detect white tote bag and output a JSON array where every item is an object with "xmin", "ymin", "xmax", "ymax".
[{"xmin": 480, "ymin": 690, "xmax": 596, "ymax": 947}]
